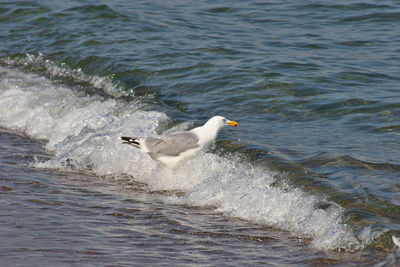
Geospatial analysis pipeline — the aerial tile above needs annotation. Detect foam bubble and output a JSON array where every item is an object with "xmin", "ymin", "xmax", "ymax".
[
  {"xmin": 166, "ymin": 157, "xmax": 361, "ymax": 251},
  {"xmin": 0, "ymin": 65, "xmax": 363, "ymax": 251}
]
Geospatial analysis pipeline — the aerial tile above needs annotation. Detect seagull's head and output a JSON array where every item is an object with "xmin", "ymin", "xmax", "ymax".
[
  {"xmin": 206, "ymin": 116, "xmax": 239, "ymax": 130},
  {"xmin": 194, "ymin": 116, "xmax": 239, "ymax": 143}
]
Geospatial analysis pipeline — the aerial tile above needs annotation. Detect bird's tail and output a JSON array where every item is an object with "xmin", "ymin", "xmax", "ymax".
[{"xmin": 121, "ymin": 136, "xmax": 140, "ymax": 148}]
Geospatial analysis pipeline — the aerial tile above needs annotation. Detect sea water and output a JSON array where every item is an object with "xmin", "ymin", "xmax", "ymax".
[{"xmin": 1, "ymin": 1, "xmax": 399, "ymax": 265}]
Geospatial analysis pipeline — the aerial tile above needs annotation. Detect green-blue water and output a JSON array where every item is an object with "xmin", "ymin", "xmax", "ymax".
[{"xmin": 1, "ymin": 1, "xmax": 399, "ymax": 265}]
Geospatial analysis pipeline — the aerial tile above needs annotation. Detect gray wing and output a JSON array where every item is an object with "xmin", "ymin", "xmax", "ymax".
[{"xmin": 145, "ymin": 132, "xmax": 199, "ymax": 156}]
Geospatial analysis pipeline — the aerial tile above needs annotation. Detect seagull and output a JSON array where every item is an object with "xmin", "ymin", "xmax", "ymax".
[{"xmin": 121, "ymin": 116, "xmax": 238, "ymax": 165}]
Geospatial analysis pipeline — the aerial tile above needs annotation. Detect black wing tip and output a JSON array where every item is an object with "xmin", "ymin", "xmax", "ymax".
[{"xmin": 121, "ymin": 136, "xmax": 140, "ymax": 145}]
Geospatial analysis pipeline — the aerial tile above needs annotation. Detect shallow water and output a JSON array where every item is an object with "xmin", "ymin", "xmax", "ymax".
[
  {"xmin": 1, "ymin": 0, "xmax": 400, "ymax": 265},
  {"xmin": 0, "ymin": 129, "xmax": 379, "ymax": 266}
]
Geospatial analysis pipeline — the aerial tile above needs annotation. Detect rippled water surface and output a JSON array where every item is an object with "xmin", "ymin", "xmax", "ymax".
[{"xmin": 1, "ymin": 0, "xmax": 400, "ymax": 266}]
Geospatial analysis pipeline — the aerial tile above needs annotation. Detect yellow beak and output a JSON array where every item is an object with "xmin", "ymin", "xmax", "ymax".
[{"xmin": 227, "ymin": 120, "xmax": 239, "ymax": 127}]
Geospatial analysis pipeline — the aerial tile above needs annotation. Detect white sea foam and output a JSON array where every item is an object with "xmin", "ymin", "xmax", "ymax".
[
  {"xmin": 4, "ymin": 53, "xmax": 127, "ymax": 97},
  {"xmin": 0, "ymin": 64, "xmax": 363, "ymax": 251}
]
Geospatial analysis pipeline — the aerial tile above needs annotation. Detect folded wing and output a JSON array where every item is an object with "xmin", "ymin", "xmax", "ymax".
[{"xmin": 145, "ymin": 132, "xmax": 199, "ymax": 156}]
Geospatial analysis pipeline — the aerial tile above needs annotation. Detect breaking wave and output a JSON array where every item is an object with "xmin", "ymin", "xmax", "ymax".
[{"xmin": 0, "ymin": 58, "xmax": 366, "ymax": 251}]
